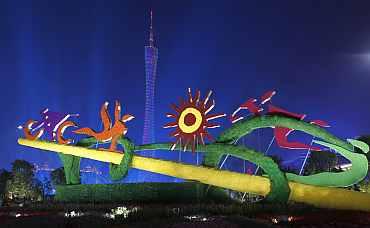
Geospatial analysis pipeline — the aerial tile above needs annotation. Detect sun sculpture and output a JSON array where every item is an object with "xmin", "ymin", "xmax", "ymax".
[{"xmin": 163, "ymin": 88, "xmax": 226, "ymax": 152}]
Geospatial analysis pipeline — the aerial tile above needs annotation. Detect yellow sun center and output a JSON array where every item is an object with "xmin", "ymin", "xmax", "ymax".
[{"xmin": 178, "ymin": 107, "xmax": 203, "ymax": 134}]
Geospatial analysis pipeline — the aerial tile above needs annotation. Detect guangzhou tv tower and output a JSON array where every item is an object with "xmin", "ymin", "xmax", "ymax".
[{"xmin": 142, "ymin": 10, "xmax": 158, "ymax": 145}]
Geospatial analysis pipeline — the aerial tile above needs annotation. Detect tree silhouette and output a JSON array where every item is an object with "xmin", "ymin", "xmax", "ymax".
[
  {"xmin": 50, "ymin": 167, "xmax": 66, "ymax": 186},
  {"xmin": 5, "ymin": 160, "xmax": 42, "ymax": 202}
]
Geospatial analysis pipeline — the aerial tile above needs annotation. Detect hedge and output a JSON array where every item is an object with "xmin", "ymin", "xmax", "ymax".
[{"xmin": 55, "ymin": 182, "xmax": 231, "ymax": 203}]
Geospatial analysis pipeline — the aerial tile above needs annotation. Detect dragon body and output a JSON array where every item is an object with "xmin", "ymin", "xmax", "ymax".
[
  {"xmin": 59, "ymin": 115, "xmax": 368, "ymax": 203},
  {"xmin": 19, "ymin": 99, "xmax": 369, "ymax": 204}
]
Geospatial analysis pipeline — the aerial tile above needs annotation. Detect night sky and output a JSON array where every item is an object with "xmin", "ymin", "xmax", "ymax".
[{"xmin": 1, "ymin": 1, "xmax": 370, "ymax": 182}]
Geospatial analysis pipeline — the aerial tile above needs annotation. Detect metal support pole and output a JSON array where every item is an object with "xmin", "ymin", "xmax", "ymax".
[
  {"xmin": 254, "ymin": 136, "xmax": 275, "ymax": 175},
  {"xmin": 299, "ymin": 137, "xmax": 315, "ymax": 176}
]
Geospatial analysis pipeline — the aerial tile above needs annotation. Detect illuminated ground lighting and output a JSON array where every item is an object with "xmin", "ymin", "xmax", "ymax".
[
  {"xmin": 335, "ymin": 163, "xmax": 352, "ymax": 171},
  {"xmin": 184, "ymin": 215, "xmax": 211, "ymax": 222},
  {"xmin": 271, "ymin": 215, "xmax": 294, "ymax": 224},
  {"xmin": 103, "ymin": 206, "xmax": 139, "ymax": 219},
  {"xmin": 164, "ymin": 88, "xmax": 226, "ymax": 152}
]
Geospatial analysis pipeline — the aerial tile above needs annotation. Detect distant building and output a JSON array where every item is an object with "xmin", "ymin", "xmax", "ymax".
[
  {"xmin": 142, "ymin": 10, "xmax": 158, "ymax": 145},
  {"xmin": 33, "ymin": 163, "xmax": 107, "ymax": 193}
]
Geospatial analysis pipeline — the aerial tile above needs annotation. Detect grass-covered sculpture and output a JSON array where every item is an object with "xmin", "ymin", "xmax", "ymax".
[{"xmin": 17, "ymin": 89, "xmax": 370, "ymax": 210}]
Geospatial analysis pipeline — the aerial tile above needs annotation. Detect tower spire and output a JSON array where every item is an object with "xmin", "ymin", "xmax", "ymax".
[{"xmin": 149, "ymin": 9, "xmax": 154, "ymax": 47}]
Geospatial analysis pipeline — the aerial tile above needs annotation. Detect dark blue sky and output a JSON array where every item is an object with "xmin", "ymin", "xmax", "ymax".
[{"xmin": 1, "ymin": 1, "xmax": 370, "ymax": 174}]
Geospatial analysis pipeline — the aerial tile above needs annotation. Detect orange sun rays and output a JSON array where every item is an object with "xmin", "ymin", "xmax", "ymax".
[{"xmin": 164, "ymin": 89, "xmax": 226, "ymax": 152}]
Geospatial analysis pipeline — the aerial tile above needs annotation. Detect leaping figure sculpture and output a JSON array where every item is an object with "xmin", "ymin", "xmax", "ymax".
[{"xmin": 73, "ymin": 101, "xmax": 134, "ymax": 151}]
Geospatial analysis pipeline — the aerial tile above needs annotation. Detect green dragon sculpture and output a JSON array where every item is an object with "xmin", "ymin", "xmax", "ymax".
[{"xmin": 60, "ymin": 114, "xmax": 369, "ymax": 203}]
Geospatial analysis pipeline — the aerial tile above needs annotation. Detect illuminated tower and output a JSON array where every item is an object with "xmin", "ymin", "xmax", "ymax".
[{"xmin": 142, "ymin": 10, "xmax": 158, "ymax": 145}]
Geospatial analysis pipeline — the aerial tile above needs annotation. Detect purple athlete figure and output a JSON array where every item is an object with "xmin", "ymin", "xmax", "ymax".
[{"xmin": 30, "ymin": 108, "xmax": 79, "ymax": 141}]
